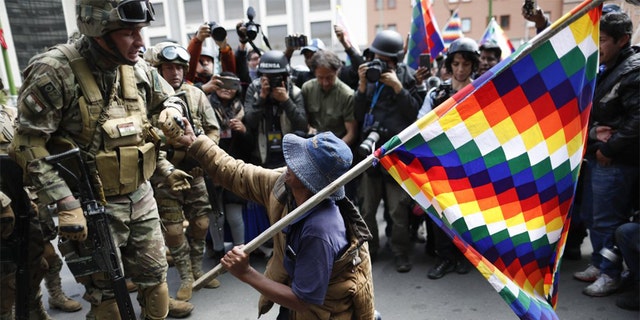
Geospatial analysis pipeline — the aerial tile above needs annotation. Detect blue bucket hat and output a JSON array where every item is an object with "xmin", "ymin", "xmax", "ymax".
[{"xmin": 282, "ymin": 132, "xmax": 352, "ymax": 200}]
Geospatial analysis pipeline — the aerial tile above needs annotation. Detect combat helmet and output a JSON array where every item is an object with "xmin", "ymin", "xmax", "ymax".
[
  {"xmin": 445, "ymin": 37, "xmax": 480, "ymax": 73},
  {"xmin": 76, "ymin": 0, "xmax": 155, "ymax": 37},
  {"xmin": 144, "ymin": 42, "xmax": 190, "ymax": 68},
  {"xmin": 369, "ymin": 30, "xmax": 404, "ymax": 61},
  {"xmin": 448, "ymin": 38, "xmax": 480, "ymax": 56},
  {"xmin": 257, "ymin": 50, "xmax": 290, "ymax": 75}
]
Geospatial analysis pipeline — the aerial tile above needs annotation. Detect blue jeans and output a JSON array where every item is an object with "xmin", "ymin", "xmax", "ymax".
[
  {"xmin": 616, "ymin": 222, "xmax": 640, "ymax": 282},
  {"xmin": 580, "ymin": 159, "xmax": 639, "ymax": 278}
]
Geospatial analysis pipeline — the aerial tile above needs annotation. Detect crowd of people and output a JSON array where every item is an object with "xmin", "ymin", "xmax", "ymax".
[{"xmin": 0, "ymin": 0, "xmax": 637, "ymax": 319}]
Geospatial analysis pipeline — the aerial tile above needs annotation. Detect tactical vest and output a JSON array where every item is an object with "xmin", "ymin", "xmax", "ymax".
[
  {"xmin": 56, "ymin": 44, "xmax": 156, "ymax": 197},
  {"xmin": 0, "ymin": 105, "xmax": 16, "ymax": 153}
]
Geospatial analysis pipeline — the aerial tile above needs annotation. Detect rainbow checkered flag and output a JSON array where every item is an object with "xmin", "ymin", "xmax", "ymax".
[
  {"xmin": 377, "ymin": 0, "xmax": 602, "ymax": 318},
  {"xmin": 442, "ymin": 10, "xmax": 463, "ymax": 49},
  {"xmin": 480, "ymin": 17, "xmax": 516, "ymax": 61},
  {"xmin": 406, "ymin": 0, "xmax": 445, "ymax": 69}
]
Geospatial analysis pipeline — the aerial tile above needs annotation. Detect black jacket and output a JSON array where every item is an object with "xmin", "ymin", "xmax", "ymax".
[
  {"xmin": 586, "ymin": 47, "xmax": 639, "ymax": 166},
  {"xmin": 354, "ymin": 63, "xmax": 423, "ymax": 145}
]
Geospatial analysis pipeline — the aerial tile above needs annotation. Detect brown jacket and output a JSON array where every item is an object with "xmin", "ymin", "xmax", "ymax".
[{"xmin": 188, "ymin": 135, "xmax": 375, "ymax": 319}]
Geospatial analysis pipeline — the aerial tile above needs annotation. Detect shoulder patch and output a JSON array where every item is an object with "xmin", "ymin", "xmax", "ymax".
[
  {"xmin": 35, "ymin": 74, "xmax": 62, "ymax": 107},
  {"xmin": 151, "ymin": 68, "xmax": 162, "ymax": 92}
]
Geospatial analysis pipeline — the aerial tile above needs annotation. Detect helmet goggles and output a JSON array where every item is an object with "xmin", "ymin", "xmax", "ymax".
[
  {"xmin": 116, "ymin": 0, "xmax": 155, "ymax": 23},
  {"xmin": 160, "ymin": 45, "xmax": 190, "ymax": 64}
]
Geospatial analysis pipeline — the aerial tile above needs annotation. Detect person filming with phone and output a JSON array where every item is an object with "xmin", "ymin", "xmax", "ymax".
[{"xmin": 243, "ymin": 50, "xmax": 308, "ymax": 169}]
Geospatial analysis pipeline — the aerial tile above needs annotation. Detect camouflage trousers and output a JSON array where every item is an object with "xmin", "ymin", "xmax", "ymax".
[
  {"xmin": 152, "ymin": 175, "xmax": 212, "ymax": 281},
  {"xmin": 80, "ymin": 181, "xmax": 168, "ymax": 305},
  {"xmin": 0, "ymin": 215, "xmax": 46, "ymax": 316}
]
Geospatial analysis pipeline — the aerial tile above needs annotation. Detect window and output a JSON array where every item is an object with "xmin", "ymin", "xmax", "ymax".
[
  {"xmin": 500, "ymin": 15, "xmax": 510, "ymax": 29},
  {"xmin": 310, "ymin": 0, "xmax": 330, "ymax": 11},
  {"xmin": 150, "ymin": 36, "xmax": 168, "ymax": 46},
  {"xmin": 388, "ymin": 0, "xmax": 396, "ymax": 9},
  {"xmin": 387, "ymin": 24, "xmax": 397, "ymax": 31},
  {"xmin": 224, "ymin": 0, "xmax": 244, "ymax": 20},
  {"xmin": 153, "ymin": 2, "xmax": 166, "ymax": 27},
  {"xmin": 266, "ymin": 0, "xmax": 286, "ymax": 15},
  {"xmin": 5, "ymin": 0, "xmax": 67, "ymax": 71},
  {"xmin": 375, "ymin": 24, "xmax": 385, "ymax": 34},
  {"xmin": 375, "ymin": 0, "xmax": 383, "ymax": 10},
  {"xmin": 310, "ymin": 21, "xmax": 332, "ymax": 49},
  {"xmin": 184, "ymin": 0, "xmax": 203, "ymax": 23},
  {"xmin": 267, "ymin": 25, "xmax": 288, "ymax": 50},
  {"xmin": 461, "ymin": 18, "xmax": 471, "ymax": 33}
]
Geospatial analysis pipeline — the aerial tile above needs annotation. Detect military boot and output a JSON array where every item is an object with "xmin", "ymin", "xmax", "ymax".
[
  {"xmin": 169, "ymin": 242, "xmax": 194, "ymax": 301},
  {"xmin": 28, "ymin": 300, "xmax": 53, "ymax": 320},
  {"xmin": 88, "ymin": 299, "xmax": 119, "ymax": 320},
  {"xmin": 125, "ymin": 278, "xmax": 138, "ymax": 292},
  {"xmin": 190, "ymin": 238, "xmax": 220, "ymax": 288},
  {"xmin": 168, "ymin": 298, "xmax": 194, "ymax": 318},
  {"xmin": 44, "ymin": 257, "xmax": 82, "ymax": 312}
]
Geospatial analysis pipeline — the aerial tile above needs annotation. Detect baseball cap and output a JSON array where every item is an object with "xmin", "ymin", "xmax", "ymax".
[{"xmin": 301, "ymin": 38, "xmax": 326, "ymax": 54}]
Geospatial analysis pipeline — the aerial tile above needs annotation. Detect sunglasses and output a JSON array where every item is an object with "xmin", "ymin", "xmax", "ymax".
[
  {"xmin": 116, "ymin": 0, "xmax": 156, "ymax": 23},
  {"xmin": 160, "ymin": 45, "xmax": 190, "ymax": 64}
]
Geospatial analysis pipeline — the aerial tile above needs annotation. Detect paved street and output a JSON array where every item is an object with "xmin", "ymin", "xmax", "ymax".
[{"xmin": 44, "ymin": 211, "xmax": 638, "ymax": 320}]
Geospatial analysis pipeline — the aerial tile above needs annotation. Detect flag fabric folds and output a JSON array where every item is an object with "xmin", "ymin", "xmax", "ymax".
[
  {"xmin": 442, "ymin": 10, "xmax": 463, "ymax": 49},
  {"xmin": 378, "ymin": 0, "xmax": 601, "ymax": 319},
  {"xmin": 480, "ymin": 17, "xmax": 516, "ymax": 61},
  {"xmin": 406, "ymin": 0, "xmax": 445, "ymax": 69}
]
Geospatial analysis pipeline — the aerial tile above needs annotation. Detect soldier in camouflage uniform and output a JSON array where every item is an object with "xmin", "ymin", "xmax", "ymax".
[
  {"xmin": 8, "ymin": 0, "xmax": 193, "ymax": 318},
  {"xmin": 144, "ymin": 42, "xmax": 222, "ymax": 301},
  {"xmin": 3, "ymin": 102, "xmax": 83, "ymax": 318},
  {"xmin": 1, "ymin": 101, "xmax": 53, "ymax": 320}
]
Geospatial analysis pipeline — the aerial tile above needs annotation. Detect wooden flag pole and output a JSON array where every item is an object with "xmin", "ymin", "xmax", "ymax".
[{"xmin": 193, "ymin": 154, "xmax": 377, "ymax": 290}]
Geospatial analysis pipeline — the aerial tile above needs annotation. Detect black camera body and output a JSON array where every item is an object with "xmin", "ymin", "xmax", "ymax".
[
  {"xmin": 243, "ymin": 7, "xmax": 260, "ymax": 41},
  {"xmin": 208, "ymin": 21, "xmax": 227, "ymax": 42},
  {"xmin": 268, "ymin": 75, "xmax": 284, "ymax": 88},
  {"xmin": 365, "ymin": 59, "xmax": 389, "ymax": 83}
]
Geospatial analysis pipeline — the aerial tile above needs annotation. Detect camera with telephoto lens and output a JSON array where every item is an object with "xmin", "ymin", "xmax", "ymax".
[
  {"xmin": 268, "ymin": 75, "xmax": 284, "ymax": 88},
  {"xmin": 208, "ymin": 21, "xmax": 227, "ymax": 42},
  {"xmin": 243, "ymin": 7, "xmax": 260, "ymax": 41},
  {"xmin": 365, "ymin": 59, "xmax": 390, "ymax": 83},
  {"xmin": 358, "ymin": 121, "xmax": 387, "ymax": 157}
]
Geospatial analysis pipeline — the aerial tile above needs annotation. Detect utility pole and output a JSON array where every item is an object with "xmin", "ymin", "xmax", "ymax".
[{"xmin": 488, "ymin": 0, "xmax": 493, "ymax": 22}]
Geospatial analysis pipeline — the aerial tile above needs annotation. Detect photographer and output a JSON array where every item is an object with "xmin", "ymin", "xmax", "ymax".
[
  {"xmin": 285, "ymin": 37, "xmax": 325, "ymax": 88},
  {"xmin": 418, "ymin": 38, "xmax": 478, "ymax": 118},
  {"xmin": 186, "ymin": 22, "xmax": 236, "ymax": 94},
  {"xmin": 418, "ymin": 38, "xmax": 480, "ymax": 280},
  {"xmin": 354, "ymin": 29, "xmax": 422, "ymax": 273},
  {"xmin": 243, "ymin": 50, "xmax": 307, "ymax": 169}
]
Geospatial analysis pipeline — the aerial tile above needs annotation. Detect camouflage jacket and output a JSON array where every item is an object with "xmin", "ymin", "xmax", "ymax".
[{"xmin": 10, "ymin": 36, "xmax": 175, "ymax": 204}]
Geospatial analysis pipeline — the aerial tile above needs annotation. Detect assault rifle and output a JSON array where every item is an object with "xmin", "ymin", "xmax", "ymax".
[
  {"xmin": 0, "ymin": 155, "xmax": 32, "ymax": 320},
  {"xmin": 44, "ymin": 148, "xmax": 135, "ymax": 320}
]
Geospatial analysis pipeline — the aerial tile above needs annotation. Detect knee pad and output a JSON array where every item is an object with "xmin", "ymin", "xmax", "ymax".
[
  {"xmin": 163, "ymin": 222, "xmax": 185, "ymax": 247},
  {"xmin": 142, "ymin": 282, "xmax": 169, "ymax": 320},
  {"xmin": 157, "ymin": 199, "xmax": 183, "ymax": 222},
  {"xmin": 42, "ymin": 242, "xmax": 61, "ymax": 272},
  {"xmin": 188, "ymin": 215, "xmax": 209, "ymax": 240}
]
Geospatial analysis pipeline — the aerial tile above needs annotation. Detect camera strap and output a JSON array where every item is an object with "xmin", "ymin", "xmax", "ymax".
[{"xmin": 364, "ymin": 83, "xmax": 385, "ymax": 129}]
